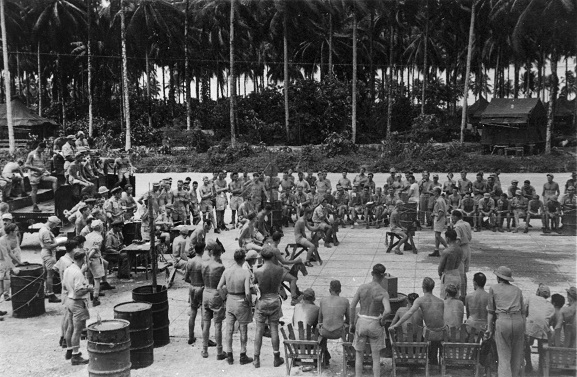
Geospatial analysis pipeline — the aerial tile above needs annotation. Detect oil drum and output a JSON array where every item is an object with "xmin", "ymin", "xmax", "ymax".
[
  {"xmin": 87, "ymin": 319, "xmax": 131, "ymax": 377},
  {"xmin": 11, "ymin": 264, "xmax": 45, "ymax": 318},
  {"xmin": 114, "ymin": 302, "xmax": 154, "ymax": 369}
]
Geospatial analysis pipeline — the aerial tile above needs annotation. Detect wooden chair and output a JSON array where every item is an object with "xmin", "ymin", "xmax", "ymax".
[
  {"xmin": 543, "ymin": 325, "xmax": 577, "ymax": 377},
  {"xmin": 389, "ymin": 323, "xmax": 430, "ymax": 377},
  {"xmin": 281, "ymin": 321, "xmax": 323, "ymax": 376},
  {"xmin": 440, "ymin": 324, "xmax": 484, "ymax": 377},
  {"xmin": 341, "ymin": 326, "xmax": 374, "ymax": 375},
  {"xmin": 385, "ymin": 230, "xmax": 416, "ymax": 253}
]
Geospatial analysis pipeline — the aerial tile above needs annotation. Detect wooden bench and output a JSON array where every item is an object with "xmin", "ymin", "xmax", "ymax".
[
  {"xmin": 281, "ymin": 321, "xmax": 323, "ymax": 375},
  {"xmin": 385, "ymin": 230, "xmax": 417, "ymax": 253},
  {"xmin": 285, "ymin": 243, "xmax": 322, "ymax": 264},
  {"xmin": 389, "ymin": 323, "xmax": 430, "ymax": 377},
  {"xmin": 440, "ymin": 324, "xmax": 483, "ymax": 377},
  {"xmin": 543, "ymin": 325, "xmax": 576, "ymax": 377}
]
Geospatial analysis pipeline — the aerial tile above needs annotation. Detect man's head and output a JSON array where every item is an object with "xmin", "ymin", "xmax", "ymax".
[
  {"xmin": 473, "ymin": 272, "xmax": 486, "ymax": 289},
  {"xmin": 125, "ymin": 185, "xmax": 133, "ymax": 195},
  {"xmin": 368, "ymin": 173, "xmax": 374, "ymax": 181},
  {"xmin": 177, "ymin": 180, "xmax": 183, "ymax": 190},
  {"xmin": 73, "ymin": 249, "xmax": 86, "ymax": 264},
  {"xmin": 536, "ymin": 284, "xmax": 551, "ymax": 299},
  {"xmin": 253, "ymin": 172, "xmax": 260, "ymax": 180},
  {"xmin": 194, "ymin": 243, "xmax": 205, "ymax": 256},
  {"xmin": 363, "ymin": 186, "xmax": 370, "ymax": 195},
  {"xmin": 74, "ymin": 152, "xmax": 85, "ymax": 162},
  {"xmin": 408, "ymin": 175, "xmax": 415, "ymax": 183},
  {"xmin": 245, "ymin": 249, "xmax": 258, "ymax": 266},
  {"xmin": 407, "ymin": 293, "xmax": 419, "ymax": 305},
  {"xmin": 432, "ymin": 174, "xmax": 439, "ymax": 182},
  {"xmin": 261, "ymin": 245, "xmax": 274, "ymax": 261},
  {"xmin": 2, "ymin": 213, "xmax": 13, "ymax": 226},
  {"xmin": 3, "ymin": 223, "xmax": 17, "ymax": 236},
  {"xmin": 329, "ymin": 280, "xmax": 341, "ymax": 295},
  {"xmin": 111, "ymin": 186, "xmax": 122, "ymax": 199},
  {"xmin": 523, "ymin": 180, "xmax": 531, "ymax": 187},
  {"xmin": 511, "ymin": 179, "xmax": 518, "ymax": 187},
  {"xmin": 203, "ymin": 220, "xmax": 212, "ymax": 230},
  {"xmin": 476, "ymin": 173, "xmax": 483, "ymax": 182},
  {"xmin": 445, "ymin": 284, "xmax": 458, "ymax": 298},
  {"xmin": 359, "ymin": 167, "xmax": 366, "ymax": 174},
  {"xmin": 310, "ymin": 186, "xmax": 316, "ymax": 194},
  {"xmin": 65, "ymin": 239, "xmax": 79, "ymax": 254},
  {"xmin": 233, "ymin": 249, "xmax": 246, "ymax": 265},
  {"xmin": 551, "ymin": 293, "xmax": 565, "ymax": 309},
  {"xmin": 450, "ymin": 209, "xmax": 463, "ymax": 224},
  {"xmin": 47, "ymin": 215, "xmax": 61, "ymax": 229},
  {"xmin": 395, "ymin": 199, "xmax": 404, "ymax": 209},
  {"xmin": 433, "ymin": 187, "xmax": 442, "ymax": 197},
  {"xmin": 302, "ymin": 288, "xmax": 315, "ymax": 303},
  {"xmin": 298, "ymin": 171, "xmax": 304, "ymax": 179},
  {"xmin": 231, "ymin": 172, "xmax": 238, "ymax": 181},
  {"xmin": 444, "ymin": 228, "xmax": 457, "ymax": 243},
  {"xmin": 422, "ymin": 277, "xmax": 435, "ymax": 293},
  {"xmin": 36, "ymin": 142, "xmax": 47, "ymax": 152},
  {"xmin": 342, "ymin": 171, "xmax": 347, "ymax": 178},
  {"xmin": 272, "ymin": 231, "xmax": 283, "ymax": 244},
  {"xmin": 388, "ymin": 187, "xmax": 394, "ymax": 195},
  {"xmin": 568, "ymin": 186, "xmax": 576, "ymax": 195},
  {"xmin": 203, "ymin": 176, "xmax": 209, "ymax": 185},
  {"xmin": 193, "ymin": 181, "xmax": 198, "ymax": 190},
  {"xmin": 371, "ymin": 263, "xmax": 386, "ymax": 281},
  {"xmin": 460, "ymin": 170, "xmax": 467, "ymax": 179},
  {"xmin": 566, "ymin": 286, "xmax": 577, "ymax": 303},
  {"xmin": 264, "ymin": 204, "xmax": 272, "ymax": 213},
  {"xmin": 206, "ymin": 240, "xmax": 221, "ymax": 258},
  {"xmin": 390, "ymin": 167, "xmax": 396, "ymax": 175},
  {"xmin": 515, "ymin": 189, "xmax": 522, "ymax": 197},
  {"xmin": 112, "ymin": 219, "xmax": 124, "ymax": 232}
]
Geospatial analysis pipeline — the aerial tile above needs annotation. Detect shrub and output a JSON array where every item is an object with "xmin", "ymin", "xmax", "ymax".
[{"xmin": 321, "ymin": 131, "xmax": 359, "ymax": 157}]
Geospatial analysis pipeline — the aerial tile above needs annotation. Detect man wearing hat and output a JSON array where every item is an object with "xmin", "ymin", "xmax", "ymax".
[
  {"xmin": 85, "ymin": 220, "xmax": 105, "ymax": 306},
  {"xmin": 67, "ymin": 152, "xmax": 94, "ymax": 196},
  {"xmin": 105, "ymin": 187, "xmax": 125, "ymax": 225},
  {"xmin": 476, "ymin": 192, "xmax": 496, "ymax": 232},
  {"xmin": 75, "ymin": 131, "xmax": 89, "ymax": 152},
  {"xmin": 242, "ymin": 249, "xmax": 259, "ymax": 288},
  {"xmin": 350, "ymin": 264, "xmax": 391, "ymax": 377},
  {"xmin": 105, "ymin": 219, "xmax": 130, "ymax": 279},
  {"xmin": 25, "ymin": 142, "xmax": 59, "ymax": 212},
  {"xmin": 172, "ymin": 225, "xmax": 191, "ymax": 270},
  {"xmin": 139, "ymin": 182, "xmax": 161, "ymax": 214},
  {"xmin": 39, "ymin": 216, "xmax": 65, "ymax": 302},
  {"xmin": 542, "ymin": 174, "xmax": 560, "ymax": 204},
  {"xmin": 561, "ymin": 287, "xmax": 576, "ymax": 347},
  {"xmin": 62, "ymin": 249, "xmax": 92, "ymax": 365},
  {"xmin": 486, "ymin": 266, "xmax": 525, "ymax": 377},
  {"xmin": 1, "ymin": 157, "xmax": 26, "ymax": 200},
  {"xmin": 524, "ymin": 284, "xmax": 554, "ymax": 374},
  {"xmin": 562, "ymin": 186, "xmax": 576, "ymax": 218},
  {"xmin": 61, "ymin": 135, "xmax": 77, "ymax": 160},
  {"xmin": 510, "ymin": 189, "xmax": 528, "ymax": 233},
  {"xmin": 507, "ymin": 179, "xmax": 519, "ymax": 198},
  {"xmin": 201, "ymin": 240, "xmax": 226, "ymax": 360},
  {"xmin": 318, "ymin": 280, "xmax": 350, "ymax": 366},
  {"xmin": 74, "ymin": 203, "xmax": 91, "ymax": 236},
  {"xmin": 217, "ymin": 249, "xmax": 254, "ymax": 366},
  {"xmin": 565, "ymin": 172, "xmax": 577, "ymax": 194}
]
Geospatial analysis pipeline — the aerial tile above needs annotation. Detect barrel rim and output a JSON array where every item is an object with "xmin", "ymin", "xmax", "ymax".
[
  {"xmin": 87, "ymin": 319, "xmax": 131, "ymax": 332},
  {"xmin": 114, "ymin": 301, "xmax": 153, "ymax": 312}
]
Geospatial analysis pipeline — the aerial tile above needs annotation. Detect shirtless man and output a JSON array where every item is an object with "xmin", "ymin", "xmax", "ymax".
[
  {"xmin": 267, "ymin": 233, "xmax": 302, "ymax": 306},
  {"xmin": 465, "ymin": 272, "xmax": 490, "ymax": 331},
  {"xmin": 452, "ymin": 210, "xmax": 472, "ymax": 300},
  {"xmin": 199, "ymin": 177, "xmax": 217, "ymax": 233},
  {"xmin": 252, "ymin": 246, "xmax": 285, "ymax": 368},
  {"xmin": 389, "ymin": 200, "xmax": 409, "ymax": 255},
  {"xmin": 332, "ymin": 185, "xmax": 350, "ymax": 225},
  {"xmin": 1, "ymin": 158, "xmax": 25, "ymax": 199},
  {"xmin": 217, "ymin": 249, "xmax": 253, "ymax": 366},
  {"xmin": 391, "ymin": 293, "xmax": 424, "ymax": 331},
  {"xmin": 443, "ymin": 284, "xmax": 464, "ymax": 328},
  {"xmin": 293, "ymin": 207, "xmax": 320, "ymax": 267},
  {"xmin": 349, "ymin": 264, "xmax": 391, "ymax": 377},
  {"xmin": 184, "ymin": 243, "xmax": 205, "ymax": 345},
  {"xmin": 279, "ymin": 172, "xmax": 294, "ymax": 195},
  {"xmin": 318, "ymin": 280, "xmax": 350, "ymax": 366},
  {"xmin": 255, "ymin": 205, "xmax": 272, "ymax": 238},
  {"xmin": 25, "ymin": 142, "xmax": 58, "ymax": 212},
  {"xmin": 238, "ymin": 213, "xmax": 262, "ymax": 251},
  {"xmin": 457, "ymin": 170, "xmax": 472, "ymax": 195},
  {"xmin": 228, "ymin": 173, "xmax": 244, "ymax": 227},
  {"xmin": 171, "ymin": 227, "xmax": 190, "ymax": 270},
  {"xmin": 200, "ymin": 241, "xmax": 226, "ymax": 359},
  {"xmin": 295, "ymin": 172, "xmax": 310, "ymax": 193},
  {"xmin": 214, "ymin": 171, "xmax": 229, "ymax": 231},
  {"xmin": 390, "ymin": 277, "xmax": 445, "ymax": 365},
  {"xmin": 561, "ymin": 286, "xmax": 576, "ymax": 347},
  {"xmin": 292, "ymin": 288, "xmax": 319, "ymax": 327},
  {"xmin": 438, "ymin": 229, "xmax": 462, "ymax": 299},
  {"xmin": 353, "ymin": 167, "xmax": 368, "ymax": 188},
  {"xmin": 338, "ymin": 171, "xmax": 352, "ymax": 191}
]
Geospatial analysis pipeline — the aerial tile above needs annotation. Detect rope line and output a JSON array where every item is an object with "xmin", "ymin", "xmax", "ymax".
[{"xmin": 9, "ymin": 272, "xmax": 46, "ymax": 314}]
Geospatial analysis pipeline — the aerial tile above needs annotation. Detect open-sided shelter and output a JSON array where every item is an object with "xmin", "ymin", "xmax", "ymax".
[{"xmin": 0, "ymin": 98, "xmax": 59, "ymax": 139}]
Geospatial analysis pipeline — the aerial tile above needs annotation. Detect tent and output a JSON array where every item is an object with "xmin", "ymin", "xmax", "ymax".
[
  {"xmin": 479, "ymin": 98, "xmax": 547, "ymax": 152},
  {"xmin": 0, "ymin": 98, "xmax": 59, "ymax": 139}
]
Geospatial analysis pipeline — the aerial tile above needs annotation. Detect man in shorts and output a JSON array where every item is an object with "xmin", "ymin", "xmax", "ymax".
[
  {"xmin": 477, "ymin": 192, "xmax": 496, "ymax": 232},
  {"xmin": 458, "ymin": 170, "xmax": 472, "ymax": 195},
  {"xmin": 173, "ymin": 180, "xmax": 190, "ymax": 226},
  {"xmin": 252, "ymin": 246, "xmax": 285, "ymax": 369},
  {"xmin": 459, "ymin": 192, "xmax": 477, "ymax": 228},
  {"xmin": 1, "ymin": 157, "xmax": 25, "ymax": 200},
  {"xmin": 25, "ymin": 142, "xmax": 59, "ymax": 212},
  {"xmin": 318, "ymin": 280, "xmax": 350, "ymax": 366},
  {"xmin": 511, "ymin": 189, "xmax": 528, "ymax": 233},
  {"xmin": 267, "ymin": 233, "xmax": 304, "ymax": 305},
  {"xmin": 67, "ymin": 152, "xmax": 94, "ymax": 196},
  {"xmin": 294, "ymin": 207, "xmax": 321, "ymax": 267},
  {"xmin": 312, "ymin": 196, "xmax": 334, "ymax": 247},
  {"xmin": 104, "ymin": 219, "xmax": 130, "ymax": 279},
  {"xmin": 349, "ymin": 264, "xmax": 391, "ymax": 377},
  {"xmin": 228, "ymin": 172, "xmax": 244, "ymax": 227},
  {"xmin": 339, "ymin": 171, "xmax": 352, "ymax": 191},
  {"xmin": 542, "ymin": 173, "xmax": 560, "ymax": 204},
  {"xmin": 452, "ymin": 210, "xmax": 472, "ymax": 300},
  {"xmin": 333, "ymin": 185, "xmax": 350, "ymax": 226},
  {"xmin": 526, "ymin": 194, "xmax": 546, "ymax": 233},
  {"xmin": 214, "ymin": 171, "xmax": 229, "ymax": 231},
  {"xmin": 39, "ymin": 216, "xmax": 64, "ymax": 302},
  {"xmin": 496, "ymin": 192, "xmax": 512, "ymax": 232},
  {"xmin": 199, "ymin": 176, "xmax": 217, "ymax": 233},
  {"xmin": 184, "ymin": 243, "xmax": 205, "ymax": 345},
  {"xmin": 217, "ymin": 249, "xmax": 254, "ymax": 366},
  {"xmin": 201, "ymin": 241, "xmax": 226, "ymax": 359},
  {"xmin": 62, "ymin": 250, "xmax": 93, "ymax": 365},
  {"xmin": 544, "ymin": 194, "xmax": 562, "ymax": 233},
  {"xmin": 0, "ymin": 223, "xmax": 19, "ymax": 303},
  {"xmin": 238, "ymin": 213, "xmax": 263, "ymax": 252},
  {"xmin": 430, "ymin": 187, "xmax": 448, "ymax": 257}
]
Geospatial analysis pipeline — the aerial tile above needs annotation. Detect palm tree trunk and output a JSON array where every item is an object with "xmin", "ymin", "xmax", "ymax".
[
  {"xmin": 387, "ymin": 24, "xmax": 393, "ymax": 139},
  {"xmin": 145, "ymin": 48, "xmax": 152, "ymax": 131},
  {"xmin": 185, "ymin": 0, "xmax": 191, "ymax": 130},
  {"xmin": 545, "ymin": 55, "xmax": 558, "ymax": 154},
  {"xmin": 352, "ymin": 12, "xmax": 357, "ymax": 143},
  {"xmin": 421, "ymin": 0, "xmax": 429, "ymax": 116},
  {"xmin": 58, "ymin": 55, "xmax": 67, "ymax": 131},
  {"xmin": 494, "ymin": 51, "xmax": 500, "ymax": 99},
  {"xmin": 514, "ymin": 61, "xmax": 519, "ymax": 98},
  {"xmin": 120, "ymin": 2, "xmax": 131, "ymax": 150},
  {"xmin": 1, "ymin": 0, "xmax": 14, "ymax": 154},
  {"xmin": 328, "ymin": 10, "xmax": 333, "ymax": 77},
  {"xmin": 369, "ymin": 9, "xmax": 375, "ymax": 104},
  {"xmin": 229, "ymin": 0, "xmax": 236, "ymax": 146},
  {"xmin": 283, "ymin": 12, "xmax": 290, "ymax": 142},
  {"xmin": 37, "ymin": 42, "xmax": 42, "ymax": 116},
  {"xmin": 460, "ymin": 0, "xmax": 475, "ymax": 144},
  {"xmin": 16, "ymin": 48, "xmax": 21, "ymax": 96},
  {"xmin": 87, "ymin": 0, "xmax": 93, "ymax": 136}
]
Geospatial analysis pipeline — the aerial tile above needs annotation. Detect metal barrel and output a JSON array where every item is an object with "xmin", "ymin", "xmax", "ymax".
[
  {"xmin": 87, "ymin": 319, "xmax": 131, "ymax": 377},
  {"xmin": 10, "ymin": 264, "xmax": 45, "ymax": 318},
  {"xmin": 132, "ymin": 285, "xmax": 170, "ymax": 347},
  {"xmin": 114, "ymin": 302, "xmax": 154, "ymax": 369}
]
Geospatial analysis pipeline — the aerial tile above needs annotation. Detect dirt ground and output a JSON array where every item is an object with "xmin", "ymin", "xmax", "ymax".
[{"xmin": 1, "ymin": 214, "xmax": 575, "ymax": 377}]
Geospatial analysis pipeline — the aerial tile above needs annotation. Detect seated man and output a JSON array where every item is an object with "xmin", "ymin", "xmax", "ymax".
[
  {"xmin": 495, "ymin": 193, "xmax": 512, "ymax": 232},
  {"xmin": 465, "ymin": 272, "xmax": 490, "ymax": 331},
  {"xmin": 279, "ymin": 190, "xmax": 296, "ymax": 227},
  {"xmin": 292, "ymin": 288, "xmax": 320, "ymax": 327},
  {"xmin": 390, "ymin": 277, "xmax": 445, "ymax": 365},
  {"xmin": 1, "ymin": 158, "xmax": 25, "ymax": 200},
  {"xmin": 311, "ymin": 196, "xmax": 334, "ymax": 248},
  {"xmin": 391, "ymin": 293, "xmax": 423, "ymax": 332},
  {"xmin": 318, "ymin": 280, "xmax": 350, "ymax": 366},
  {"xmin": 544, "ymin": 195, "xmax": 561, "ymax": 233},
  {"xmin": 238, "ymin": 213, "xmax": 263, "ymax": 252},
  {"xmin": 67, "ymin": 152, "xmax": 95, "ymax": 197},
  {"xmin": 443, "ymin": 284, "xmax": 464, "ymax": 328},
  {"xmin": 382, "ymin": 188, "xmax": 399, "ymax": 226},
  {"xmin": 172, "ymin": 226, "xmax": 191, "ymax": 269},
  {"xmin": 476, "ymin": 193, "xmax": 495, "ymax": 232},
  {"xmin": 372, "ymin": 187, "xmax": 387, "ymax": 229},
  {"xmin": 294, "ymin": 207, "xmax": 322, "ymax": 267},
  {"xmin": 187, "ymin": 221, "xmax": 210, "ymax": 255},
  {"xmin": 104, "ymin": 219, "xmax": 130, "ymax": 279},
  {"xmin": 459, "ymin": 192, "xmax": 477, "ymax": 228},
  {"xmin": 526, "ymin": 194, "xmax": 546, "ymax": 233},
  {"xmin": 332, "ymin": 185, "xmax": 350, "ymax": 226},
  {"xmin": 524, "ymin": 284, "xmax": 554, "ymax": 374},
  {"xmin": 510, "ymin": 189, "xmax": 529, "ymax": 233},
  {"xmin": 389, "ymin": 200, "xmax": 409, "ymax": 255}
]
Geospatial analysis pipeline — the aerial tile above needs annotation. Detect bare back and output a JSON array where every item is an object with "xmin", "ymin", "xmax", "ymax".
[
  {"xmin": 357, "ymin": 282, "xmax": 388, "ymax": 317},
  {"xmin": 254, "ymin": 263, "xmax": 284, "ymax": 295},
  {"xmin": 223, "ymin": 264, "xmax": 250, "ymax": 294},
  {"xmin": 415, "ymin": 293, "xmax": 445, "ymax": 329},
  {"xmin": 202, "ymin": 259, "xmax": 225, "ymax": 289},
  {"xmin": 185, "ymin": 256, "xmax": 205, "ymax": 286}
]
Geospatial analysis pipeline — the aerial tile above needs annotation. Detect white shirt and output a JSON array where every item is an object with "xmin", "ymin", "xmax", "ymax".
[
  {"xmin": 408, "ymin": 182, "xmax": 420, "ymax": 203},
  {"xmin": 62, "ymin": 263, "xmax": 89, "ymax": 299}
]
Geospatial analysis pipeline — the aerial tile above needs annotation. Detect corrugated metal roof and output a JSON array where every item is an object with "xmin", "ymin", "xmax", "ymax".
[{"xmin": 481, "ymin": 98, "xmax": 545, "ymax": 119}]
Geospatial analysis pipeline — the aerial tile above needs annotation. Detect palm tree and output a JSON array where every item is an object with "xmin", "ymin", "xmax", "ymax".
[
  {"xmin": 460, "ymin": 0, "xmax": 476, "ymax": 144},
  {"xmin": 87, "ymin": 0, "xmax": 93, "ymax": 136},
  {"xmin": 1, "ymin": 0, "xmax": 14, "ymax": 154},
  {"xmin": 229, "ymin": 0, "xmax": 236, "ymax": 146},
  {"xmin": 120, "ymin": 0, "xmax": 130, "ymax": 150}
]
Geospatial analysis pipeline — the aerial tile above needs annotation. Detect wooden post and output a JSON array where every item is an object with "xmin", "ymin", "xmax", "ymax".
[{"xmin": 148, "ymin": 185, "xmax": 157, "ymax": 291}]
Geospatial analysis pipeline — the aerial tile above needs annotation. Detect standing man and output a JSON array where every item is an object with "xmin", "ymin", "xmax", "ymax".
[
  {"xmin": 437, "ymin": 229, "xmax": 462, "ymax": 299},
  {"xmin": 217, "ymin": 249, "xmax": 253, "ymax": 366},
  {"xmin": 229, "ymin": 173, "xmax": 244, "ymax": 227},
  {"xmin": 62, "ymin": 250, "xmax": 92, "ymax": 365},
  {"xmin": 419, "ymin": 172, "xmax": 434, "ymax": 226},
  {"xmin": 184, "ymin": 243, "xmax": 205, "ymax": 345},
  {"xmin": 318, "ymin": 280, "xmax": 350, "ymax": 367},
  {"xmin": 542, "ymin": 174, "xmax": 560, "ymax": 204},
  {"xmin": 430, "ymin": 187, "xmax": 448, "ymax": 257},
  {"xmin": 252, "ymin": 246, "xmax": 285, "ymax": 369},
  {"xmin": 339, "ymin": 171, "xmax": 352, "ymax": 192},
  {"xmin": 386, "ymin": 168, "xmax": 397, "ymax": 190},
  {"xmin": 353, "ymin": 167, "xmax": 368, "ymax": 188},
  {"xmin": 201, "ymin": 241, "xmax": 226, "ymax": 360},
  {"xmin": 104, "ymin": 187, "xmax": 124, "ymax": 226},
  {"xmin": 390, "ymin": 277, "xmax": 445, "ymax": 365},
  {"xmin": 200, "ymin": 177, "xmax": 217, "ymax": 232},
  {"xmin": 25, "ymin": 142, "xmax": 59, "ymax": 212},
  {"xmin": 407, "ymin": 175, "xmax": 420, "ymax": 204},
  {"xmin": 249, "ymin": 173, "xmax": 267, "ymax": 212},
  {"xmin": 443, "ymin": 173, "xmax": 456, "ymax": 195},
  {"xmin": 173, "ymin": 180, "xmax": 190, "ymax": 226},
  {"xmin": 452, "ymin": 210, "xmax": 472, "ymax": 300},
  {"xmin": 521, "ymin": 180, "xmax": 536, "ymax": 200},
  {"xmin": 389, "ymin": 200, "xmax": 410, "ymax": 255},
  {"xmin": 457, "ymin": 170, "xmax": 472, "ymax": 195},
  {"xmin": 214, "ymin": 171, "xmax": 229, "ymax": 231},
  {"xmin": 465, "ymin": 272, "xmax": 490, "ymax": 331},
  {"xmin": 349, "ymin": 264, "xmax": 391, "ymax": 377},
  {"xmin": 39, "ymin": 216, "xmax": 64, "ymax": 302}
]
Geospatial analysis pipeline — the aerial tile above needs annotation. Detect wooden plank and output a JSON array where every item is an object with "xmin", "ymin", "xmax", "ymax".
[
  {"xmin": 298, "ymin": 321, "xmax": 305, "ymax": 340},
  {"xmin": 287, "ymin": 324, "xmax": 296, "ymax": 340}
]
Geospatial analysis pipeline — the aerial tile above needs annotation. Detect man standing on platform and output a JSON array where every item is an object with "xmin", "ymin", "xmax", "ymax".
[
  {"xmin": 25, "ymin": 142, "xmax": 58, "ymax": 212},
  {"xmin": 350, "ymin": 264, "xmax": 391, "ymax": 377}
]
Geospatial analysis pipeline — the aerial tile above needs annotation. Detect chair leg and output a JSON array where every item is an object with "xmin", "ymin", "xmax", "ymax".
[
  {"xmin": 425, "ymin": 357, "xmax": 429, "ymax": 377},
  {"xmin": 342, "ymin": 347, "xmax": 347, "ymax": 376},
  {"xmin": 284, "ymin": 346, "xmax": 291, "ymax": 376}
]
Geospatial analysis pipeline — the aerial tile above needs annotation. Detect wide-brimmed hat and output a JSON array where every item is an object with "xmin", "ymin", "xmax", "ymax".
[
  {"xmin": 302, "ymin": 288, "xmax": 316, "ymax": 302},
  {"xmin": 66, "ymin": 135, "xmax": 76, "ymax": 140},
  {"xmin": 494, "ymin": 266, "xmax": 514, "ymax": 281},
  {"xmin": 47, "ymin": 216, "xmax": 61, "ymax": 224},
  {"xmin": 98, "ymin": 186, "xmax": 109, "ymax": 194},
  {"xmin": 245, "ymin": 250, "xmax": 259, "ymax": 260},
  {"xmin": 1, "ymin": 213, "xmax": 13, "ymax": 220},
  {"xmin": 110, "ymin": 187, "xmax": 122, "ymax": 194}
]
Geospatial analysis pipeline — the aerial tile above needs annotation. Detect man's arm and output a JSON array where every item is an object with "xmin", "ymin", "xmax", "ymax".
[
  {"xmin": 216, "ymin": 273, "xmax": 226, "ymax": 291},
  {"xmin": 438, "ymin": 253, "xmax": 447, "ymax": 277},
  {"xmin": 244, "ymin": 271, "xmax": 252, "ymax": 305},
  {"xmin": 390, "ymin": 298, "xmax": 421, "ymax": 329},
  {"xmin": 381, "ymin": 294, "xmax": 392, "ymax": 324},
  {"xmin": 349, "ymin": 290, "xmax": 360, "ymax": 332},
  {"xmin": 275, "ymin": 249, "xmax": 301, "ymax": 265}
]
